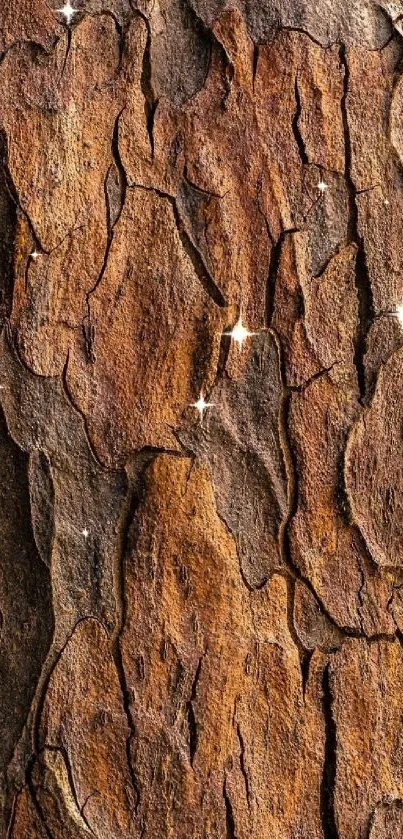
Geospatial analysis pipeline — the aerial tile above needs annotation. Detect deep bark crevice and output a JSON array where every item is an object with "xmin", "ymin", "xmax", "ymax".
[
  {"xmin": 138, "ymin": 12, "xmax": 157, "ymax": 159},
  {"xmin": 252, "ymin": 44, "xmax": 259, "ymax": 91},
  {"xmin": 292, "ymin": 73, "xmax": 309, "ymax": 165},
  {"xmin": 236, "ymin": 723, "xmax": 251, "ymax": 810},
  {"xmin": 223, "ymin": 779, "xmax": 239, "ymax": 839},
  {"xmin": 111, "ymin": 466, "xmax": 147, "ymax": 814},
  {"xmin": 186, "ymin": 655, "xmax": 203, "ymax": 766},
  {"xmin": 0, "ymin": 132, "xmax": 17, "ymax": 329},
  {"xmin": 300, "ymin": 648, "xmax": 314, "ymax": 699},
  {"xmin": 320, "ymin": 664, "xmax": 339, "ymax": 839},
  {"xmin": 339, "ymin": 44, "xmax": 374, "ymax": 404}
]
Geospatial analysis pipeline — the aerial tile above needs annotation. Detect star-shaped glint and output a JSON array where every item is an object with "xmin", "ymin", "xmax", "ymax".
[
  {"xmin": 191, "ymin": 392, "xmax": 213, "ymax": 425},
  {"xmin": 55, "ymin": 1, "xmax": 79, "ymax": 25},
  {"xmin": 30, "ymin": 250, "xmax": 40, "ymax": 260},
  {"xmin": 82, "ymin": 527, "xmax": 90, "ymax": 540},
  {"xmin": 317, "ymin": 179, "xmax": 328, "ymax": 194},
  {"xmin": 225, "ymin": 316, "xmax": 257, "ymax": 350}
]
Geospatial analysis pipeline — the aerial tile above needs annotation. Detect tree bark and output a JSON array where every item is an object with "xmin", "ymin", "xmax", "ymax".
[{"xmin": 1, "ymin": 1, "xmax": 403, "ymax": 837}]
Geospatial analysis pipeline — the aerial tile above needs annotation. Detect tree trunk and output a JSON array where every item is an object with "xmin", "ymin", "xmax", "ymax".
[{"xmin": 1, "ymin": 1, "xmax": 403, "ymax": 837}]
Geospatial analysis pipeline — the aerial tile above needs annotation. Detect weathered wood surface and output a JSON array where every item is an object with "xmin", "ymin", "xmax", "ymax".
[{"xmin": 1, "ymin": 1, "xmax": 403, "ymax": 837}]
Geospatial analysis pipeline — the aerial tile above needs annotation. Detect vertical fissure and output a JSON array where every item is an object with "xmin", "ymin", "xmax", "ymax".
[
  {"xmin": 83, "ymin": 107, "xmax": 128, "ymax": 362},
  {"xmin": 292, "ymin": 73, "xmax": 309, "ymax": 165},
  {"xmin": 111, "ymin": 472, "xmax": 144, "ymax": 813},
  {"xmin": 138, "ymin": 12, "xmax": 157, "ymax": 159},
  {"xmin": 0, "ymin": 131, "xmax": 29, "ymax": 327},
  {"xmin": 320, "ymin": 664, "xmax": 339, "ymax": 839},
  {"xmin": 223, "ymin": 779, "xmax": 239, "ymax": 839},
  {"xmin": 339, "ymin": 44, "xmax": 374, "ymax": 403},
  {"xmin": 266, "ymin": 228, "xmax": 299, "ymax": 327},
  {"xmin": 252, "ymin": 44, "xmax": 259, "ymax": 91},
  {"xmin": 25, "ymin": 756, "xmax": 54, "ymax": 839},
  {"xmin": 300, "ymin": 648, "xmax": 314, "ymax": 700},
  {"xmin": 186, "ymin": 655, "xmax": 203, "ymax": 766},
  {"xmin": 236, "ymin": 723, "xmax": 251, "ymax": 810}
]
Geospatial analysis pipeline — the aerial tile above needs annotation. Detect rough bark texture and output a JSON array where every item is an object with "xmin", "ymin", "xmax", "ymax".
[{"xmin": 1, "ymin": 1, "xmax": 403, "ymax": 837}]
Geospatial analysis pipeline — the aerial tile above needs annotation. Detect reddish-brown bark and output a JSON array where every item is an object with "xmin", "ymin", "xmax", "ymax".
[{"xmin": 1, "ymin": 2, "xmax": 403, "ymax": 838}]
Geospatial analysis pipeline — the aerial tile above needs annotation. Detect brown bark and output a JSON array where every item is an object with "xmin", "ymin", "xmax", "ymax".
[{"xmin": 1, "ymin": 1, "xmax": 403, "ymax": 837}]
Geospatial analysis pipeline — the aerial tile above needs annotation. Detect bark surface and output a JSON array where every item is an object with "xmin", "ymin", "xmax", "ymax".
[{"xmin": 1, "ymin": 1, "xmax": 403, "ymax": 837}]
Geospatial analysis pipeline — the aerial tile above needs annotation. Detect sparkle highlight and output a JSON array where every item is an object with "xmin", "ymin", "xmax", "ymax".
[
  {"xmin": 191, "ymin": 392, "xmax": 213, "ymax": 424},
  {"xmin": 225, "ymin": 316, "xmax": 256, "ymax": 349},
  {"xmin": 56, "ymin": 1, "xmax": 79, "ymax": 25}
]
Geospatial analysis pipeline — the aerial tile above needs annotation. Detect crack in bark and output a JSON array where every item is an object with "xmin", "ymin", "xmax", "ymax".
[
  {"xmin": 252, "ymin": 44, "xmax": 259, "ymax": 92},
  {"xmin": 301, "ymin": 648, "xmax": 314, "ymax": 700},
  {"xmin": 265, "ymin": 228, "xmax": 299, "ymax": 327},
  {"xmin": 356, "ymin": 557, "xmax": 366, "ymax": 635},
  {"xmin": 82, "ymin": 311, "xmax": 95, "ymax": 364},
  {"xmin": 108, "ymin": 111, "xmax": 127, "ymax": 237},
  {"xmin": 236, "ymin": 722, "xmax": 251, "ymax": 811},
  {"xmin": 128, "ymin": 182, "xmax": 226, "ymax": 307},
  {"xmin": 272, "ymin": 330, "xmax": 363, "ymax": 637},
  {"xmin": 339, "ymin": 44, "xmax": 374, "ymax": 403},
  {"xmin": 279, "ymin": 25, "xmax": 329, "ymax": 50},
  {"xmin": 213, "ymin": 498, "xmax": 257, "ymax": 592},
  {"xmin": 211, "ymin": 324, "xmax": 233, "ymax": 386},
  {"xmin": 92, "ymin": 9, "xmax": 125, "ymax": 70},
  {"xmin": 81, "ymin": 789, "xmax": 100, "ymax": 822},
  {"xmin": 0, "ymin": 133, "xmax": 17, "ymax": 326},
  {"xmin": 5, "ymin": 792, "xmax": 21, "ymax": 839},
  {"xmin": 335, "ymin": 444, "xmax": 355, "ymax": 528},
  {"xmin": 292, "ymin": 72, "xmax": 309, "ymax": 165},
  {"xmin": 83, "ymin": 107, "xmax": 128, "ymax": 362},
  {"xmin": 355, "ymin": 183, "xmax": 382, "ymax": 196},
  {"xmin": 59, "ymin": 27, "xmax": 72, "ymax": 79},
  {"xmin": 379, "ymin": 7, "xmax": 403, "ymax": 51},
  {"xmin": 61, "ymin": 351, "xmax": 104, "ymax": 469},
  {"xmin": 28, "ymin": 618, "xmax": 107, "ymax": 763},
  {"xmin": 183, "ymin": 164, "xmax": 227, "ymax": 200},
  {"xmin": 111, "ymin": 467, "xmax": 144, "ymax": 813},
  {"xmin": 288, "ymin": 363, "xmax": 339, "ymax": 393},
  {"xmin": 388, "ymin": 30, "xmax": 403, "ymax": 180},
  {"xmin": 186, "ymin": 654, "xmax": 203, "ymax": 767},
  {"xmin": 386, "ymin": 577, "xmax": 403, "ymax": 627},
  {"xmin": 36, "ymin": 745, "xmax": 95, "ymax": 835},
  {"xmin": 19, "ymin": 626, "xmax": 108, "ymax": 837},
  {"xmin": 110, "ymin": 639, "xmax": 140, "ymax": 814},
  {"xmin": 312, "ymin": 242, "xmax": 353, "ymax": 280},
  {"xmin": 0, "ymin": 130, "xmax": 45, "ymax": 254},
  {"xmin": 320, "ymin": 663, "xmax": 339, "ymax": 839},
  {"xmin": 25, "ymin": 758, "xmax": 55, "ymax": 839},
  {"xmin": 278, "ymin": 23, "xmax": 395, "ymax": 53},
  {"xmin": 217, "ymin": 42, "xmax": 234, "ymax": 110},
  {"xmin": 223, "ymin": 778, "xmax": 239, "ymax": 839},
  {"xmin": 28, "ymin": 450, "xmax": 55, "ymax": 570},
  {"xmin": 136, "ymin": 11, "xmax": 158, "ymax": 160}
]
